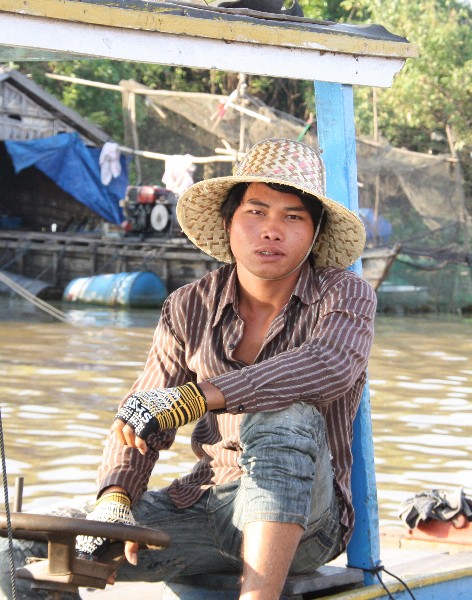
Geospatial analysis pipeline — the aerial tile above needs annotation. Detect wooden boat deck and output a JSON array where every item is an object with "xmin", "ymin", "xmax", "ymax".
[
  {"xmin": 78, "ymin": 531, "xmax": 472, "ymax": 599},
  {"xmin": 78, "ymin": 552, "xmax": 472, "ymax": 599}
]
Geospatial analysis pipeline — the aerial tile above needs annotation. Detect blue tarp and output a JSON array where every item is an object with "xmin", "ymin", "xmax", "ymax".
[{"xmin": 5, "ymin": 133, "xmax": 127, "ymax": 225}]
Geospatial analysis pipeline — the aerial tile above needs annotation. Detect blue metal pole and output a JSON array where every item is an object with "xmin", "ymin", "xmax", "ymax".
[{"xmin": 314, "ymin": 81, "xmax": 381, "ymax": 585}]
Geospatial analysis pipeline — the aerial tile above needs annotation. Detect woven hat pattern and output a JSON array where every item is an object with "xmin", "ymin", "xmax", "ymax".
[
  {"xmin": 235, "ymin": 139, "xmax": 326, "ymax": 198},
  {"xmin": 177, "ymin": 138, "xmax": 366, "ymax": 269}
]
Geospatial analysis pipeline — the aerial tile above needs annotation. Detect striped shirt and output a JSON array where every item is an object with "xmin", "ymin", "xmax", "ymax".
[{"xmin": 99, "ymin": 261, "xmax": 377, "ymax": 548}]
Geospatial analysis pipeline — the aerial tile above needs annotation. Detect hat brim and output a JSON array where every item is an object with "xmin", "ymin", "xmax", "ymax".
[{"xmin": 177, "ymin": 175, "xmax": 366, "ymax": 269}]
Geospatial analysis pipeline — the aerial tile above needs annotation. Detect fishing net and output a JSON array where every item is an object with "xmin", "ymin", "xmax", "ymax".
[
  {"xmin": 356, "ymin": 137, "xmax": 471, "ymax": 312},
  {"xmin": 137, "ymin": 90, "xmax": 471, "ymax": 312},
  {"xmin": 138, "ymin": 89, "xmax": 316, "ymax": 184}
]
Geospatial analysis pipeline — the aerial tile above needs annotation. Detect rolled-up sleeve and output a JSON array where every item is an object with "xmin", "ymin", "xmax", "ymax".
[{"xmin": 210, "ymin": 275, "xmax": 376, "ymax": 414}]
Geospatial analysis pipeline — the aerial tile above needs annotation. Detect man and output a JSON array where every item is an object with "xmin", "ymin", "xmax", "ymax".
[{"xmin": 1, "ymin": 138, "xmax": 376, "ymax": 600}]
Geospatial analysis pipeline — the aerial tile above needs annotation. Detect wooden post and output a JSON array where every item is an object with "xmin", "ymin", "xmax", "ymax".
[
  {"xmin": 314, "ymin": 81, "xmax": 381, "ymax": 585},
  {"xmin": 121, "ymin": 81, "xmax": 142, "ymax": 183},
  {"xmin": 90, "ymin": 244, "xmax": 97, "ymax": 275},
  {"xmin": 14, "ymin": 476, "xmax": 24, "ymax": 512},
  {"xmin": 372, "ymin": 88, "xmax": 379, "ymax": 143},
  {"xmin": 52, "ymin": 249, "xmax": 59, "ymax": 286}
]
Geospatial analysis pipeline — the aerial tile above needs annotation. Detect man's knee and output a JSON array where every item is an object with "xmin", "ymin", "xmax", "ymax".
[
  {"xmin": 237, "ymin": 403, "xmax": 332, "ymax": 528},
  {"xmin": 239, "ymin": 402, "xmax": 328, "ymax": 479}
]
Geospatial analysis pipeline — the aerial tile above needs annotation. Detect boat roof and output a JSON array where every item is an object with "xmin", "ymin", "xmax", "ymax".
[{"xmin": 0, "ymin": 0, "xmax": 418, "ymax": 87}]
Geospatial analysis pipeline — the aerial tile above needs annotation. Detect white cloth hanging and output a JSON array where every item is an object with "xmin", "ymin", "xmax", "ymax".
[
  {"xmin": 162, "ymin": 154, "xmax": 196, "ymax": 197},
  {"xmin": 99, "ymin": 142, "xmax": 122, "ymax": 186}
]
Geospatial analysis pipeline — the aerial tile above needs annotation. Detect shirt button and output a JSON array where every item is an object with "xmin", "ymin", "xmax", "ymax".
[
  {"xmin": 228, "ymin": 343, "xmax": 235, "ymax": 350},
  {"xmin": 237, "ymin": 404, "xmax": 245, "ymax": 412}
]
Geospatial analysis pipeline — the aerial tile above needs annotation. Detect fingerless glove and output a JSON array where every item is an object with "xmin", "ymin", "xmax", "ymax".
[
  {"xmin": 76, "ymin": 491, "xmax": 135, "ymax": 558},
  {"xmin": 116, "ymin": 382, "xmax": 207, "ymax": 439}
]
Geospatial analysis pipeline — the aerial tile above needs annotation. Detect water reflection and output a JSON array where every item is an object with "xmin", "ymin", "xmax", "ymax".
[{"xmin": 0, "ymin": 298, "xmax": 471, "ymax": 527}]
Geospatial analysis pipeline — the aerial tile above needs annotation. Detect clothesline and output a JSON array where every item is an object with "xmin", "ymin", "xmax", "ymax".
[{"xmin": 118, "ymin": 145, "xmax": 244, "ymax": 164}]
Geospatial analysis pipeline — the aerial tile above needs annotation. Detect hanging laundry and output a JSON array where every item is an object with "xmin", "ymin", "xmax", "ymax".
[
  {"xmin": 163, "ymin": 154, "xmax": 196, "ymax": 197},
  {"xmin": 99, "ymin": 142, "xmax": 122, "ymax": 186}
]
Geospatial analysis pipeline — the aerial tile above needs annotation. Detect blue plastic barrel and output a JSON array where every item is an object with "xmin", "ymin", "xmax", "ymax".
[{"xmin": 62, "ymin": 271, "xmax": 167, "ymax": 308}]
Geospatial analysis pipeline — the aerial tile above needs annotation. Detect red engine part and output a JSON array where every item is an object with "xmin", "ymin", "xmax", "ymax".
[{"xmin": 126, "ymin": 185, "xmax": 168, "ymax": 205}]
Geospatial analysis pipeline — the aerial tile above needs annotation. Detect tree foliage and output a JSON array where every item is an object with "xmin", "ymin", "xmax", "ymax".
[{"xmin": 343, "ymin": 0, "xmax": 472, "ymax": 154}]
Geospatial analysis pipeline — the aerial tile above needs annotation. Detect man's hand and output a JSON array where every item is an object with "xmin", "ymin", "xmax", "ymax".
[
  {"xmin": 112, "ymin": 383, "xmax": 207, "ymax": 452},
  {"xmin": 76, "ymin": 490, "xmax": 137, "ymax": 564}
]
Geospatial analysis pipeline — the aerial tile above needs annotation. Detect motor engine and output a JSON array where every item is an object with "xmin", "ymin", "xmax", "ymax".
[{"xmin": 121, "ymin": 185, "xmax": 178, "ymax": 235}]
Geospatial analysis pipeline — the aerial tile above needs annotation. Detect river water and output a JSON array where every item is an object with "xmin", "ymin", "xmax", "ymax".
[{"xmin": 0, "ymin": 297, "xmax": 471, "ymax": 528}]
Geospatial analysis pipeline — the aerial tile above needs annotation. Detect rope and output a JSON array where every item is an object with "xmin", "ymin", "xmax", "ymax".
[
  {"xmin": 33, "ymin": 244, "xmax": 67, "ymax": 280},
  {"xmin": 0, "ymin": 406, "xmax": 17, "ymax": 600},
  {"xmin": 0, "ymin": 270, "xmax": 81, "ymax": 326},
  {"xmin": 380, "ymin": 566, "xmax": 417, "ymax": 599},
  {"xmin": 93, "ymin": 247, "xmax": 120, "ymax": 275},
  {"xmin": 0, "ymin": 242, "xmax": 31, "ymax": 271},
  {"xmin": 358, "ymin": 564, "xmax": 417, "ymax": 600}
]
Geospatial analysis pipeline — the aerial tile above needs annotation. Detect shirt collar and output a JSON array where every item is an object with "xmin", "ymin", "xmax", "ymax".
[
  {"xmin": 291, "ymin": 261, "xmax": 321, "ymax": 306},
  {"xmin": 212, "ymin": 261, "xmax": 321, "ymax": 327},
  {"xmin": 213, "ymin": 265, "xmax": 239, "ymax": 327}
]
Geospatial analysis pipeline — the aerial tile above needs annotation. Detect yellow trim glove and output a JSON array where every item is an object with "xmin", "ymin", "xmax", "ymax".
[
  {"xmin": 115, "ymin": 382, "xmax": 207, "ymax": 439},
  {"xmin": 76, "ymin": 491, "xmax": 135, "ymax": 558}
]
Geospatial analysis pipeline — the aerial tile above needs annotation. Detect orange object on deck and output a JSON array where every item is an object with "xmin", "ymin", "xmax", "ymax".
[{"xmin": 404, "ymin": 516, "xmax": 472, "ymax": 549}]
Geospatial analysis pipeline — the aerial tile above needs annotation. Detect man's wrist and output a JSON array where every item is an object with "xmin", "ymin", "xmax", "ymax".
[
  {"xmin": 198, "ymin": 381, "xmax": 225, "ymax": 411},
  {"xmin": 97, "ymin": 491, "xmax": 130, "ymax": 507},
  {"xmin": 99, "ymin": 486, "xmax": 130, "ymax": 500}
]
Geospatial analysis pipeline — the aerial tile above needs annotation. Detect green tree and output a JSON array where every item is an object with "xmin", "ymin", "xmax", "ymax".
[
  {"xmin": 342, "ymin": 0, "xmax": 472, "ymax": 155},
  {"xmin": 298, "ymin": 0, "xmax": 351, "ymax": 20}
]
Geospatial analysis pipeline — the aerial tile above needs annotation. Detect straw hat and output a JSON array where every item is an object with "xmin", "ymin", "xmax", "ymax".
[{"xmin": 177, "ymin": 138, "xmax": 366, "ymax": 269}]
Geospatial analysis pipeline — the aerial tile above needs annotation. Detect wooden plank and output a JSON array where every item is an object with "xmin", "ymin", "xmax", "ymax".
[
  {"xmin": 0, "ymin": 68, "xmax": 110, "ymax": 145},
  {"xmin": 382, "ymin": 550, "xmax": 472, "ymax": 578},
  {"xmin": 0, "ymin": 1, "xmax": 414, "ymax": 86},
  {"xmin": 0, "ymin": 0, "xmax": 417, "ymax": 58},
  {"xmin": 316, "ymin": 569, "xmax": 472, "ymax": 599},
  {"xmin": 0, "ymin": 230, "xmax": 220, "ymax": 293},
  {"xmin": 163, "ymin": 565, "xmax": 364, "ymax": 595},
  {"xmin": 285, "ymin": 566, "xmax": 364, "ymax": 594}
]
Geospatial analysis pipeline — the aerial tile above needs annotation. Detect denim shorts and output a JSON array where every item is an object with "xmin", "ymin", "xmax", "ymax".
[{"xmin": 0, "ymin": 403, "xmax": 344, "ymax": 598}]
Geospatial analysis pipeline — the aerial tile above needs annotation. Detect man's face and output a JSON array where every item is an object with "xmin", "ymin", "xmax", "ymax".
[{"xmin": 226, "ymin": 182, "xmax": 315, "ymax": 281}]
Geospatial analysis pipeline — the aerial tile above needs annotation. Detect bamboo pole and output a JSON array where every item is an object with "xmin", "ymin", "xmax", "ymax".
[
  {"xmin": 117, "ymin": 146, "xmax": 239, "ymax": 163},
  {"xmin": 45, "ymin": 73, "xmax": 270, "ymax": 121}
]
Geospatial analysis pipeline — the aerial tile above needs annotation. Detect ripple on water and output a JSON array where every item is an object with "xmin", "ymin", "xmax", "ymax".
[
  {"xmin": 399, "ymin": 439, "xmax": 469, "ymax": 454},
  {"xmin": 38, "ymin": 467, "xmax": 99, "ymax": 482},
  {"xmin": 5, "ymin": 458, "xmax": 30, "ymax": 473},
  {"xmin": 397, "ymin": 381, "xmax": 444, "ymax": 390}
]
